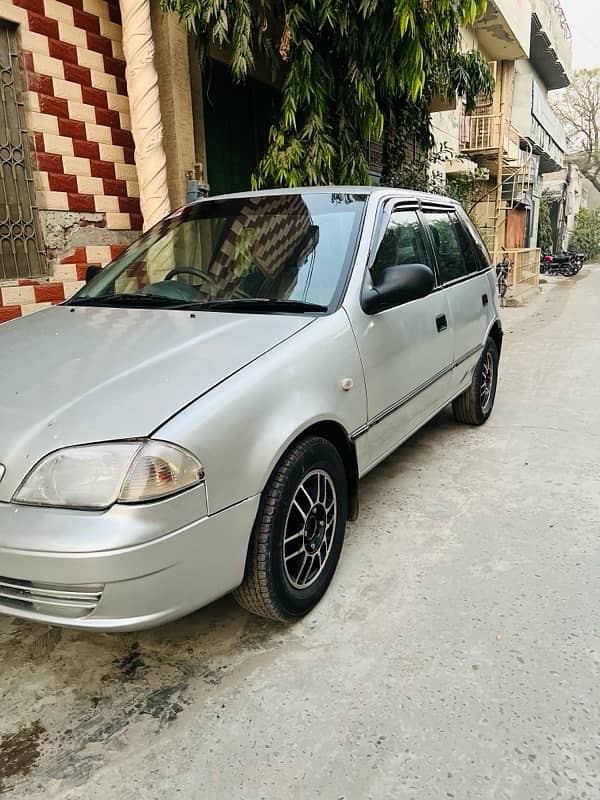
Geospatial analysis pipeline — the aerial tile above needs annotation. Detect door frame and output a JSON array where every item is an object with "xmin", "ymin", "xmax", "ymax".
[{"xmin": 345, "ymin": 195, "xmax": 455, "ymax": 470}]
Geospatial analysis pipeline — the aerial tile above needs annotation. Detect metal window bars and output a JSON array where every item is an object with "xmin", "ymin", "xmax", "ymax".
[{"xmin": 0, "ymin": 23, "xmax": 46, "ymax": 280}]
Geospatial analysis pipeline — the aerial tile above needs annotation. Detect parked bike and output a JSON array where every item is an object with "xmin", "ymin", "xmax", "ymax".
[
  {"xmin": 540, "ymin": 251, "xmax": 584, "ymax": 277},
  {"xmin": 566, "ymin": 250, "xmax": 586, "ymax": 274},
  {"xmin": 496, "ymin": 250, "xmax": 512, "ymax": 299}
]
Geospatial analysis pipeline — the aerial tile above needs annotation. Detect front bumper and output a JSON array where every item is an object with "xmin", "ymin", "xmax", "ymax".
[{"xmin": 0, "ymin": 492, "xmax": 260, "ymax": 631}]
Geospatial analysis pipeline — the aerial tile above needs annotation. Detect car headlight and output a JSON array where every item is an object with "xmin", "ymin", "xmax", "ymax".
[{"xmin": 13, "ymin": 440, "xmax": 205, "ymax": 510}]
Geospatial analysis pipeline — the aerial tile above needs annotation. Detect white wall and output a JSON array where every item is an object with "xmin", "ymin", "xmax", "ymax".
[
  {"xmin": 530, "ymin": 0, "xmax": 573, "ymax": 79},
  {"xmin": 474, "ymin": 0, "xmax": 532, "ymax": 60},
  {"xmin": 512, "ymin": 59, "xmax": 566, "ymax": 170}
]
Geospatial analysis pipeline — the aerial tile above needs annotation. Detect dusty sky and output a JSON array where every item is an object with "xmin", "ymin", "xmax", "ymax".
[{"xmin": 561, "ymin": 0, "xmax": 599, "ymax": 70}]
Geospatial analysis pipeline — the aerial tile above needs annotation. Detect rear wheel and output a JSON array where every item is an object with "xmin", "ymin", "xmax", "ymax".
[
  {"xmin": 234, "ymin": 436, "xmax": 348, "ymax": 621},
  {"xmin": 452, "ymin": 337, "xmax": 499, "ymax": 426}
]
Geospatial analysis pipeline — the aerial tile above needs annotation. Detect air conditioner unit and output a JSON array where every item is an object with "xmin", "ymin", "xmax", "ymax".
[
  {"xmin": 445, "ymin": 158, "xmax": 477, "ymax": 175},
  {"xmin": 475, "ymin": 167, "xmax": 491, "ymax": 181}
]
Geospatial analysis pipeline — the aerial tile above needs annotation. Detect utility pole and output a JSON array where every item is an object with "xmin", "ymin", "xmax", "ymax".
[{"xmin": 493, "ymin": 61, "xmax": 506, "ymax": 261}]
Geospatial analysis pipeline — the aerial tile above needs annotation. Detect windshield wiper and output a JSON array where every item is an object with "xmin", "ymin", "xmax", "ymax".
[
  {"xmin": 171, "ymin": 298, "xmax": 329, "ymax": 313},
  {"xmin": 66, "ymin": 293, "xmax": 183, "ymax": 308},
  {"xmin": 67, "ymin": 295, "xmax": 329, "ymax": 313}
]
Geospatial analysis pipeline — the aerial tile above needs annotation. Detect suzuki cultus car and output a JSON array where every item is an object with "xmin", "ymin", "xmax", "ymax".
[{"xmin": 0, "ymin": 188, "xmax": 501, "ymax": 630}]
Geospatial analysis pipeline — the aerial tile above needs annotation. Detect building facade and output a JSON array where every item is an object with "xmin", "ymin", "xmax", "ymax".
[
  {"xmin": 510, "ymin": 0, "xmax": 572, "ymax": 249},
  {"xmin": 0, "ymin": 0, "xmax": 143, "ymax": 321},
  {"xmin": 0, "ymin": 0, "xmax": 575, "ymax": 320},
  {"xmin": 432, "ymin": 0, "xmax": 572, "ymax": 297},
  {"xmin": 543, "ymin": 162, "xmax": 588, "ymax": 252}
]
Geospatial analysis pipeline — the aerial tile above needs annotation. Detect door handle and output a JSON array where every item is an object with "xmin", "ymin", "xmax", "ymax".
[
  {"xmin": 436, "ymin": 314, "xmax": 448, "ymax": 332},
  {"xmin": 482, "ymin": 293, "xmax": 489, "ymax": 306}
]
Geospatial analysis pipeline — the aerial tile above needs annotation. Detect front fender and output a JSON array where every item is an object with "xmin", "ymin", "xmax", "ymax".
[{"xmin": 156, "ymin": 311, "xmax": 367, "ymax": 515}]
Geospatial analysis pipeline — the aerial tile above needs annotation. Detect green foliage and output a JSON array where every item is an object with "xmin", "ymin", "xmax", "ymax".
[
  {"xmin": 569, "ymin": 208, "xmax": 600, "ymax": 259},
  {"xmin": 380, "ymin": 96, "xmax": 433, "ymax": 191},
  {"xmin": 162, "ymin": 0, "xmax": 492, "ymax": 187},
  {"xmin": 445, "ymin": 172, "xmax": 478, "ymax": 207},
  {"xmin": 537, "ymin": 196, "xmax": 553, "ymax": 254},
  {"xmin": 446, "ymin": 50, "xmax": 495, "ymax": 113}
]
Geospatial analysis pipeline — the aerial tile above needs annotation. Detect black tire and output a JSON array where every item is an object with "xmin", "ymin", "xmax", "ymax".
[
  {"xmin": 233, "ymin": 436, "xmax": 348, "ymax": 621},
  {"xmin": 452, "ymin": 337, "xmax": 499, "ymax": 426}
]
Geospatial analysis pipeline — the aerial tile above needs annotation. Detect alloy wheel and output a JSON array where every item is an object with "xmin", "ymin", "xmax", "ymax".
[
  {"xmin": 480, "ymin": 351, "xmax": 494, "ymax": 413},
  {"xmin": 282, "ymin": 469, "xmax": 337, "ymax": 590}
]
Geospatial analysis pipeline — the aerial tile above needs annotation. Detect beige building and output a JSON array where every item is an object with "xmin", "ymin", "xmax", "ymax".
[
  {"xmin": 0, "ymin": 0, "xmax": 575, "ymax": 319},
  {"xmin": 432, "ymin": 0, "xmax": 572, "ymax": 296},
  {"xmin": 544, "ymin": 162, "xmax": 592, "ymax": 251}
]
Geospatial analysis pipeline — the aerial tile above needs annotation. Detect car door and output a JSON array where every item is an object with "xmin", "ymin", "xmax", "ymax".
[
  {"xmin": 421, "ymin": 205, "xmax": 492, "ymax": 396},
  {"xmin": 347, "ymin": 202, "xmax": 454, "ymax": 469}
]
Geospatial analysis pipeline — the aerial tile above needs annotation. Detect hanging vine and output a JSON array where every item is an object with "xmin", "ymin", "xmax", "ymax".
[
  {"xmin": 161, "ymin": 0, "xmax": 494, "ymax": 188},
  {"xmin": 381, "ymin": 47, "xmax": 494, "ymax": 191}
]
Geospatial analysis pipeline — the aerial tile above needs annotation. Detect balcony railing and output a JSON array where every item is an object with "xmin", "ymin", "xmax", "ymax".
[
  {"xmin": 541, "ymin": 0, "xmax": 571, "ymax": 40},
  {"xmin": 511, "ymin": 69, "xmax": 567, "ymax": 173},
  {"xmin": 496, "ymin": 248, "xmax": 541, "ymax": 301},
  {"xmin": 460, "ymin": 115, "xmax": 523, "ymax": 166}
]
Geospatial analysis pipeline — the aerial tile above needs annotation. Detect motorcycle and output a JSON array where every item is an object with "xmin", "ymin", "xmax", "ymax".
[
  {"xmin": 540, "ymin": 251, "xmax": 583, "ymax": 277},
  {"xmin": 565, "ymin": 250, "xmax": 586, "ymax": 274}
]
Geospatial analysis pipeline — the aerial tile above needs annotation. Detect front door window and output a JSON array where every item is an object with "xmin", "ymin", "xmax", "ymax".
[{"xmin": 371, "ymin": 209, "xmax": 430, "ymax": 286}]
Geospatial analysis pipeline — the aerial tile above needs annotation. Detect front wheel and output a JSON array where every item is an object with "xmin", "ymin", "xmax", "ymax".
[
  {"xmin": 452, "ymin": 337, "xmax": 499, "ymax": 426},
  {"xmin": 234, "ymin": 436, "xmax": 348, "ymax": 621}
]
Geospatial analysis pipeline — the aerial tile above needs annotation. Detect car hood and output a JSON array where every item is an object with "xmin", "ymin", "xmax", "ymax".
[{"xmin": 0, "ymin": 306, "xmax": 312, "ymax": 500}]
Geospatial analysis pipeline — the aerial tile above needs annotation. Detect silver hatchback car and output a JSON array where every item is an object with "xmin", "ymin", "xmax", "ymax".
[{"xmin": 0, "ymin": 187, "xmax": 502, "ymax": 630}]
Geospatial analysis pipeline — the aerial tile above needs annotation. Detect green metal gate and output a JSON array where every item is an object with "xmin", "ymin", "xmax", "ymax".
[{"xmin": 0, "ymin": 22, "xmax": 45, "ymax": 279}]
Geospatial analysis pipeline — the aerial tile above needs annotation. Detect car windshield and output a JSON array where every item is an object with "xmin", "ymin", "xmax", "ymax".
[{"xmin": 70, "ymin": 192, "xmax": 367, "ymax": 312}]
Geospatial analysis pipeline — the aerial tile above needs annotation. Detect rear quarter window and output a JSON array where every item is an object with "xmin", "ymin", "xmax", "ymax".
[
  {"xmin": 457, "ymin": 210, "xmax": 492, "ymax": 271},
  {"xmin": 424, "ymin": 211, "xmax": 469, "ymax": 283},
  {"xmin": 452, "ymin": 216, "xmax": 482, "ymax": 274}
]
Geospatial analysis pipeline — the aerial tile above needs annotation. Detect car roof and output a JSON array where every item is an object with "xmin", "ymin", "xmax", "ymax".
[{"xmin": 187, "ymin": 185, "xmax": 459, "ymax": 208}]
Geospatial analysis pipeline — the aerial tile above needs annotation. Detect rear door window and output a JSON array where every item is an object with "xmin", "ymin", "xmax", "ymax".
[
  {"xmin": 425, "ymin": 211, "xmax": 470, "ymax": 284},
  {"xmin": 452, "ymin": 215, "xmax": 482, "ymax": 274},
  {"xmin": 458, "ymin": 211, "xmax": 492, "ymax": 270}
]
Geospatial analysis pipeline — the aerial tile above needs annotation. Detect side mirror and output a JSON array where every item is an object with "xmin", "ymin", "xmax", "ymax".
[
  {"xmin": 85, "ymin": 265, "xmax": 103, "ymax": 283},
  {"xmin": 362, "ymin": 263, "xmax": 435, "ymax": 314}
]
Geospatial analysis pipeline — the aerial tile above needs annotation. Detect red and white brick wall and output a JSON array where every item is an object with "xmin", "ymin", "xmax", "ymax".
[
  {"xmin": 0, "ymin": 243, "xmax": 127, "ymax": 322},
  {"xmin": 0, "ymin": 0, "xmax": 142, "ymax": 320},
  {"xmin": 2, "ymin": 0, "xmax": 142, "ymax": 230}
]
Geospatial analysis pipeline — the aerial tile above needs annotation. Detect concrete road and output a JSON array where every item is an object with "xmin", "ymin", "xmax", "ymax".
[{"xmin": 2, "ymin": 268, "xmax": 600, "ymax": 800}]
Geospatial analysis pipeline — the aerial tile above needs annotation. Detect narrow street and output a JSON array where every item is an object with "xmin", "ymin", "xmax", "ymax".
[{"xmin": 1, "ymin": 268, "xmax": 599, "ymax": 800}]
